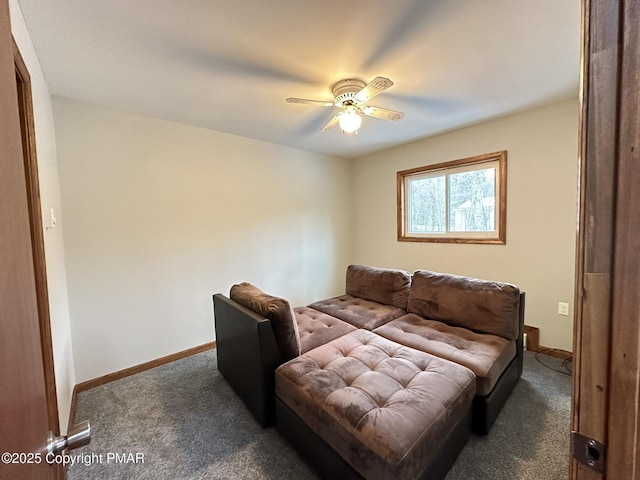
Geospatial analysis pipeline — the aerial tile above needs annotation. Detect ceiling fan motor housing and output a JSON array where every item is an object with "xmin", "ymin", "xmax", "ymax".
[
  {"xmin": 285, "ymin": 76, "xmax": 403, "ymax": 132},
  {"xmin": 332, "ymin": 79, "xmax": 366, "ymax": 106}
]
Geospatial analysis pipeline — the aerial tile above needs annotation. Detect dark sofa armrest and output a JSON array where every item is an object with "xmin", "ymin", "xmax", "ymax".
[
  {"xmin": 213, "ymin": 293, "xmax": 282, "ymax": 427},
  {"xmin": 472, "ymin": 291, "xmax": 526, "ymax": 435}
]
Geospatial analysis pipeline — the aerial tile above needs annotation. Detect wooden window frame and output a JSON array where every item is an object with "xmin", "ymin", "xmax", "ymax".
[{"xmin": 397, "ymin": 150, "xmax": 507, "ymax": 244}]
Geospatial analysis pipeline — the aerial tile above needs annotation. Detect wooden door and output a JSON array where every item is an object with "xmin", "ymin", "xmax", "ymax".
[
  {"xmin": 0, "ymin": 2, "xmax": 59, "ymax": 479},
  {"xmin": 603, "ymin": 0, "xmax": 640, "ymax": 476},
  {"xmin": 571, "ymin": 0, "xmax": 640, "ymax": 478}
]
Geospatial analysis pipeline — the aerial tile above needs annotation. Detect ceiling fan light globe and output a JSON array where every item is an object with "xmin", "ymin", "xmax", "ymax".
[{"xmin": 339, "ymin": 108, "xmax": 362, "ymax": 133}]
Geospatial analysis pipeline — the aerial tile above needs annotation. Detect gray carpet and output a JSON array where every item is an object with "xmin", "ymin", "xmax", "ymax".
[{"xmin": 69, "ymin": 350, "xmax": 571, "ymax": 480}]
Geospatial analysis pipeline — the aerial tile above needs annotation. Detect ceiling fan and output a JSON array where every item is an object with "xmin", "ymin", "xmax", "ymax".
[{"xmin": 286, "ymin": 76, "xmax": 404, "ymax": 134}]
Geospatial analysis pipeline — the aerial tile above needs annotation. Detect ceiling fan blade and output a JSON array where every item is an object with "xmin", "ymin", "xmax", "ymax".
[
  {"xmin": 321, "ymin": 113, "xmax": 341, "ymax": 132},
  {"xmin": 286, "ymin": 98, "xmax": 335, "ymax": 107},
  {"xmin": 354, "ymin": 77, "xmax": 394, "ymax": 103},
  {"xmin": 361, "ymin": 2, "xmax": 445, "ymax": 70},
  {"xmin": 360, "ymin": 105, "xmax": 405, "ymax": 121}
]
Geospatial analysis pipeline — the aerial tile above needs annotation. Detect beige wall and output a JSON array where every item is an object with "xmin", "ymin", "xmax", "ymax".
[
  {"xmin": 53, "ymin": 97, "xmax": 352, "ymax": 383},
  {"xmin": 351, "ymin": 99, "xmax": 579, "ymax": 351},
  {"xmin": 9, "ymin": 0, "xmax": 75, "ymax": 433}
]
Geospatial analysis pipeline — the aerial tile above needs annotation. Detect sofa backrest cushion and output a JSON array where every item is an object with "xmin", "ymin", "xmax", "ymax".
[
  {"xmin": 230, "ymin": 282, "xmax": 301, "ymax": 361},
  {"xmin": 407, "ymin": 270, "xmax": 520, "ymax": 340},
  {"xmin": 345, "ymin": 264, "xmax": 412, "ymax": 310}
]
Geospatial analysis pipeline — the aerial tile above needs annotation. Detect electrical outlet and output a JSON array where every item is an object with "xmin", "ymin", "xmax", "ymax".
[{"xmin": 558, "ymin": 302, "xmax": 570, "ymax": 316}]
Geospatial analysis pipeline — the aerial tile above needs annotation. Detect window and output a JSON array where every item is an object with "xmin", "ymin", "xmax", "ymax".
[{"xmin": 397, "ymin": 151, "xmax": 507, "ymax": 244}]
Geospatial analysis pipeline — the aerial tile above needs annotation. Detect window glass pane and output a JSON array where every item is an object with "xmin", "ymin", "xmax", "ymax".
[
  {"xmin": 448, "ymin": 167, "xmax": 495, "ymax": 232},
  {"xmin": 408, "ymin": 175, "xmax": 446, "ymax": 233}
]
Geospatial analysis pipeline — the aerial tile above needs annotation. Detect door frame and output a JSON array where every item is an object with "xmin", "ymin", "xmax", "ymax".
[
  {"xmin": 12, "ymin": 31, "xmax": 63, "ymax": 480},
  {"xmin": 571, "ymin": 0, "xmax": 640, "ymax": 478},
  {"xmin": 13, "ymin": 38, "xmax": 60, "ymax": 440}
]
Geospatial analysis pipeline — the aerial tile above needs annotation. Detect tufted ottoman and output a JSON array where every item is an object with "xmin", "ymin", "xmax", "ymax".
[{"xmin": 275, "ymin": 329, "xmax": 476, "ymax": 480}]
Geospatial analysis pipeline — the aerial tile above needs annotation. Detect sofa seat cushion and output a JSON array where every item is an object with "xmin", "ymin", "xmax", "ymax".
[
  {"xmin": 407, "ymin": 270, "xmax": 521, "ymax": 340},
  {"xmin": 294, "ymin": 307, "xmax": 357, "ymax": 353},
  {"xmin": 230, "ymin": 282, "xmax": 301, "ymax": 361},
  {"xmin": 275, "ymin": 329, "xmax": 475, "ymax": 480},
  {"xmin": 309, "ymin": 294, "xmax": 406, "ymax": 330},
  {"xmin": 345, "ymin": 264, "xmax": 412, "ymax": 310},
  {"xmin": 374, "ymin": 314, "xmax": 516, "ymax": 396}
]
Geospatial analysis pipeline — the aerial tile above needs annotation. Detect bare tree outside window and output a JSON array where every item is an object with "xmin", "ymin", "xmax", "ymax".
[
  {"xmin": 397, "ymin": 151, "xmax": 506, "ymax": 244},
  {"xmin": 408, "ymin": 175, "xmax": 445, "ymax": 233},
  {"xmin": 448, "ymin": 168, "xmax": 496, "ymax": 232}
]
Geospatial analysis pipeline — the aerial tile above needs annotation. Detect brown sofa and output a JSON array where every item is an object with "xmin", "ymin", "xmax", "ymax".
[{"xmin": 212, "ymin": 264, "xmax": 525, "ymax": 478}]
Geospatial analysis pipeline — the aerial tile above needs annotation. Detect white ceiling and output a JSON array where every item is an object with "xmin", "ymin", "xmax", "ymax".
[{"xmin": 16, "ymin": 0, "xmax": 581, "ymax": 159}]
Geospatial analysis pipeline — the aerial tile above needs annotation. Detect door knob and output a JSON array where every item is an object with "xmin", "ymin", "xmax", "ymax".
[{"xmin": 47, "ymin": 420, "xmax": 91, "ymax": 455}]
